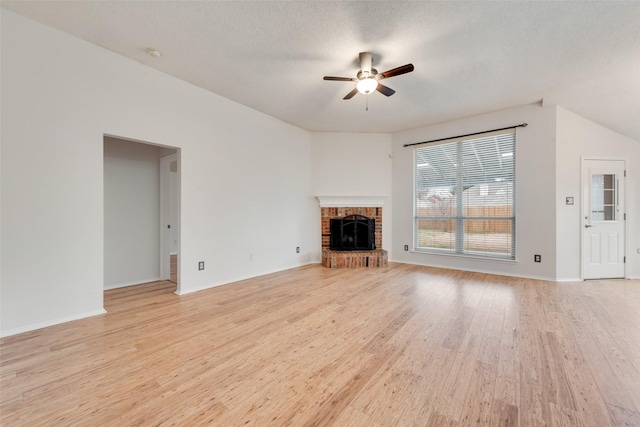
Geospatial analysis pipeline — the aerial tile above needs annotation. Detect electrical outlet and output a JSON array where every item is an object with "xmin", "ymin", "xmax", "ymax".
[
  {"xmin": 534, "ymin": 255, "xmax": 541, "ymax": 263},
  {"xmin": 198, "ymin": 261, "xmax": 205, "ymax": 270},
  {"xmin": 296, "ymin": 246, "xmax": 300, "ymax": 253},
  {"xmin": 404, "ymin": 245, "xmax": 409, "ymax": 251}
]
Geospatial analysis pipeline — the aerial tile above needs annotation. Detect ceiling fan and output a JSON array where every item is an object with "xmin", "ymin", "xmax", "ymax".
[{"xmin": 323, "ymin": 52, "xmax": 414, "ymax": 100}]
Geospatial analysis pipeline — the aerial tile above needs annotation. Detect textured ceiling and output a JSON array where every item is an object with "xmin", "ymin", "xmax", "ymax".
[{"xmin": 2, "ymin": 1, "xmax": 639, "ymax": 139}]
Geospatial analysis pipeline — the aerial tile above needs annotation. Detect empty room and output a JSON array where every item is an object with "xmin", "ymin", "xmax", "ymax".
[{"xmin": 1, "ymin": 1, "xmax": 639, "ymax": 426}]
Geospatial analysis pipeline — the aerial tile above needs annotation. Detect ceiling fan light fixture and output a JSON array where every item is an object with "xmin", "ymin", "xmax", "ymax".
[{"xmin": 356, "ymin": 77, "xmax": 378, "ymax": 95}]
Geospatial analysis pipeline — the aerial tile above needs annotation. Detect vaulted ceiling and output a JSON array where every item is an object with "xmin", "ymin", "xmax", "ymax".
[{"xmin": 2, "ymin": 1, "xmax": 639, "ymax": 140}]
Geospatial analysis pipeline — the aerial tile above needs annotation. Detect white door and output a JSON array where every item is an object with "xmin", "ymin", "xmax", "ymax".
[{"xmin": 582, "ymin": 159, "xmax": 626, "ymax": 279}]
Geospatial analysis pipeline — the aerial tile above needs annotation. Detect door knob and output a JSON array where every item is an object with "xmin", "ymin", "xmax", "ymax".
[{"xmin": 585, "ymin": 224, "xmax": 592, "ymax": 228}]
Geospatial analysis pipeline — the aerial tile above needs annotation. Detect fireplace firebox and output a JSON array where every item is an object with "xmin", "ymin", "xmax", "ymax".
[{"xmin": 330, "ymin": 214, "xmax": 375, "ymax": 251}]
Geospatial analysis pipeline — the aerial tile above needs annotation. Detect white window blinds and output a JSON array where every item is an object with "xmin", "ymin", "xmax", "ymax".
[{"xmin": 414, "ymin": 130, "xmax": 516, "ymax": 259}]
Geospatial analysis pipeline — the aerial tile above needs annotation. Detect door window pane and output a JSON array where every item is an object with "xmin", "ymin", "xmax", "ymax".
[{"xmin": 591, "ymin": 174, "xmax": 616, "ymax": 221}]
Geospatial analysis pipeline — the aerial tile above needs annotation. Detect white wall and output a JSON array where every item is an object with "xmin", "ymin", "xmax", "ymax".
[
  {"xmin": 391, "ymin": 103, "xmax": 558, "ymax": 280},
  {"xmin": 104, "ymin": 137, "xmax": 165, "ymax": 289},
  {"xmin": 311, "ymin": 132, "xmax": 393, "ymax": 257},
  {"xmin": 556, "ymin": 107, "xmax": 640, "ymax": 279},
  {"xmin": 0, "ymin": 10, "xmax": 314, "ymax": 335}
]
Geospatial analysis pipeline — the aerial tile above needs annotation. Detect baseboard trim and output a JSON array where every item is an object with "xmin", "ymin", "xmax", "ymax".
[
  {"xmin": 1, "ymin": 308, "xmax": 107, "ymax": 338},
  {"xmin": 104, "ymin": 277, "xmax": 162, "ymax": 290},
  {"xmin": 389, "ymin": 259, "xmax": 557, "ymax": 282},
  {"xmin": 176, "ymin": 262, "xmax": 318, "ymax": 296}
]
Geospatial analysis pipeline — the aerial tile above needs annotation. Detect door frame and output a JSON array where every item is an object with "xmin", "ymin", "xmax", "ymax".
[
  {"xmin": 160, "ymin": 153, "xmax": 180, "ymax": 289},
  {"xmin": 580, "ymin": 156, "xmax": 628, "ymax": 280}
]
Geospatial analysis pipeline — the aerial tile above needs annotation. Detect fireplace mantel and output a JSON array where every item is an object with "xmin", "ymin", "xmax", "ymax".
[{"xmin": 316, "ymin": 196, "xmax": 385, "ymax": 208}]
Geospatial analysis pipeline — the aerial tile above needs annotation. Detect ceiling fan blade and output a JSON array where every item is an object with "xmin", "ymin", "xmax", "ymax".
[
  {"xmin": 343, "ymin": 88, "xmax": 359, "ymax": 100},
  {"xmin": 376, "ymin": 83, "xmax": 396, "ymax": 97},
  {"xmin": 359, "ymin": 52, "xmax": 372, "ymax": 74},
  {"xmin": 379, "ymin": 64, "xmax": 414, "ymax": 79},
  {"xmin": 324, "ymin": 76, "xmax": 357, "ymax": 81}
]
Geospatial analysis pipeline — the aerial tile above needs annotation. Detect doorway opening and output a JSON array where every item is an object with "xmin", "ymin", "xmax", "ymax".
[{"xmin": 103, "ymin": 135, "xmax": 180, "ymax": 293}]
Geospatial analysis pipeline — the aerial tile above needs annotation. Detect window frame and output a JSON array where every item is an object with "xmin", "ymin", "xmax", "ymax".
[{"xmin": 412, "ymin": 130, "xmax": 516, "ymax": 260}]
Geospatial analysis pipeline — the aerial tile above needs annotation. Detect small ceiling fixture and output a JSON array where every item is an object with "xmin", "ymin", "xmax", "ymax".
[
  {"xmin": 323, "ymin": 52, "xmax": 414, "ymax": 100},
  {"xmin": 145, "ymin": 48, "xmax": 161, "ymax": 58}
]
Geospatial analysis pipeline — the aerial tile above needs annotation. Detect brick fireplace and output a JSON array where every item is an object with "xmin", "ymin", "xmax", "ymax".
[{"xmin": 317, "ymin": 197, "xmax": 388, "ymax": 268}]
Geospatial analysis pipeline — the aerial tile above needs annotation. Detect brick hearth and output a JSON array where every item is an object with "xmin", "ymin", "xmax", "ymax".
[{"xmin": 322, "ymin": 248, "xmax": 388, "ymax": 268}]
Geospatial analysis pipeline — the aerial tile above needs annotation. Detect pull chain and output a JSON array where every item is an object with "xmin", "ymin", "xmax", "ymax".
[{"xmin": 366, "ymin": 96, "xmax": 369, "ymax": 111}]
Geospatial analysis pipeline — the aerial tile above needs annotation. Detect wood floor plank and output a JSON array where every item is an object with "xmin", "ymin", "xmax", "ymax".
[
  {"xmin": 607, "ymin": 404, "xmax": 640, "ymax": 427},
  {"xmin": 560, "ymin": 292, "xmax": 640, "ymax": 412},
  {"xmin": 1, "ymin": 263, "xmax": 639, "ymax": 426},
  {"xmin": 426, "ymin": 411, "xmax": 459, "ymax": 426},
  {"xmin": 537, "ymin": 330, "xmax": 579, "ymax": 411},
  {"xmin": 458, "ymin": 361, "xmax": 495, "ymax": 426},
  {"xmin": 331, "ymin": 405, "xmax": 379, "ymax": 427},
  {"xmin": 562, "ymin": 358, "xmax": 614, "ymax": 426},
  {"xmin": 519, "ymin": 279, "xmax": 555, "ymax": 427},
  {"xmin": 492, "ymin": 281, "xmax": 521, "ymax": 409},
  {"xmin": 548, "ymin": 401, "xmax": 584, "ymax": 427},
  {"xmin": 392, "ymin": 345, "xmax": 456, "ymax": 426},
  {"xmin": 489, "ymin": 399, "xmax": 519, "ymax": 427},
  {"xmin": 298, "ymin": 343, "xmax": 403, "ymax": 427}
]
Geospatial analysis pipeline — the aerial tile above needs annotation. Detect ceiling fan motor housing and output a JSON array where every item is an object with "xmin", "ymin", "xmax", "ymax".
[{"xmin": 357, "ymin": 69, "xmax": 378, "ymax": 80}]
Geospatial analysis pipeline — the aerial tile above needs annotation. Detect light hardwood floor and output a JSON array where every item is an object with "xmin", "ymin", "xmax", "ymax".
[{"xmin": 1, "ymin": 263, "xmax": 639, "ymax": 426}]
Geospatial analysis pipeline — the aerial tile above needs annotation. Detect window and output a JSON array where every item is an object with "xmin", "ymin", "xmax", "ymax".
[
  {"xmin": 591, "ymin": 174, "xmax": 617, "ymax": 221},
  {"xmin": 414, "ymin": 130, "xmax": 515, "ymax": 259}
]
